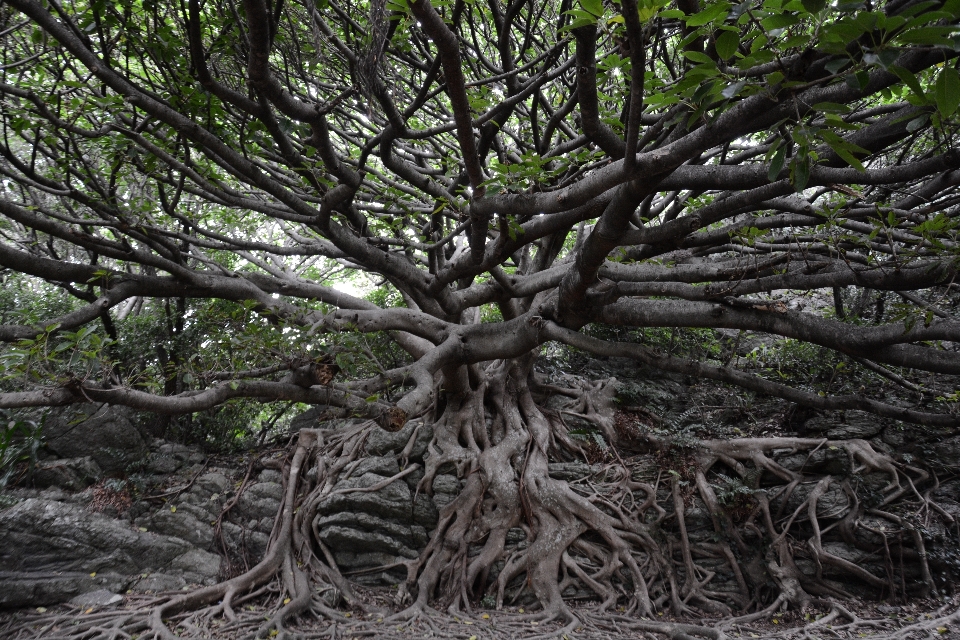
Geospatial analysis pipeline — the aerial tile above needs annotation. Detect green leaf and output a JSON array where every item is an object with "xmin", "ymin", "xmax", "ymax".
[
  {"xmin": 768, "ymin": 144, "xmax": 787, "ymax": 181},
  {"xmin": 685, "ymin": 1, "xmax": 730, "ymax": 26},
  {"xmin": 761, "ymin": 13, "xmax": 800, "ymax": 29},
  {"xmin": 889, "ymin": 65, "xmax": 926, "ymax": 99},
  {"xmin": 721, "ymin": 79, "xmax": 746, "ymax": 98},
  {"xmin": 791, "ymin": 153, "xmax": 810, "ymax": 192},
  {"xmin": 824, "ymin": 57, "xmax": 850, "ymax": 74},
  {"xmin": 715, "ymin": 30, "xmax": 739, "ymax": 60},
  {"xmin": 579, "ymin": 0, "xmax": 603, "ymax": 17},
  {"xmin": 906, "ymin": 114, "xmax": 929, "ymax": 132},
  {"xmin": 683, "ymin": 50, "xmax": 716, "ymax": 64},
  {"xmin": 562, "ymin": 8, "xmax": 598, "ymax": 30},
  {"xmin": 897, "ymin": 26, "xmax": 956, "ymax": 46},
  {"xmin": 801, "ymin": 0, "xmax": 827, "ymax": 13},
  {"xmin": 935, "ymin": 67, "xmax": 960, "ymax": 117}
]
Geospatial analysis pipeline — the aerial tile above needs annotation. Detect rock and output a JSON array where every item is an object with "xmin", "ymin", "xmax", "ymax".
[
  {"xmin": 33, "ymin": 456, "xmax": 102, "ymax": 490},
  {"xmin": 350, "ymin": 456, "xmax": 400, "ymax": 478},
  {"xmin": 315, "ymin": 512, "xmax": 428, "ymax": 549},
  {"xmin": 413, "ymin": 493, "xmax": 438, "ymax": 529},
  {"xmin": 803, "ymin": 410, "xmax": 885, "ymax": 440},
  {"xmin": 132, "ymin": 573, "xmax": 187, "ymax": 593},
  {"xmin": 144, "ymin": 453, "xmax": 180, "ymax": 474},
  {"xmin": 288, "ymin": 406, "xmax": 327, "ymax": 432},
  {"xmin": 320, "ymin": 526, "xmax": 419, "ymax": 560},
  {"xmin": 257, "ymin": 469, "xmax": 282, "ymax": 484},
  {"xmin": 218, "ymin": 520, "xmax": 270, "ymax": 563},
  {"xmin": 140, "ymin": 503, "xmax": 215, "ymax": 550},
  {"xmin": 168, "ymin": 548, "xmax": 222, "ymax": 585},
  {"xmin": 0, "ymin": 499, "xmax": 220, "ymax": 608},
  {"xmin": 317, "ymin": 472, "xmax": 414, "ymax": 522},
  {"xmin": 365, "ymin": 420, "xmax": 432, "ymax": 459},
  {"xmin": 431, "ymin": 474, "xmax": 460, "ymax": 508},
  {"xmin": 197, "ymin": 471, "xmax": 231, "ymax": 495},
  {"xmin": 779, "ymin": 446, "xmax": 851, "ymax": 476},
  {"xmin": 235, "ymin": 482, "xmax": 282, "ymax": 521},
  {"xmin": 68, "ymin": 589, "xmax": 122, "ymax": 608},
  {"xmin": 0, "ymin": 571, "xmax": 125, "ymax": 609},
  {"xmin": 43, "ymin": 405, "xmax": 148, "ymax": 475},
  {"xmin": 431, "ymin": 474, "xmax": 460, "ymax": 494}
]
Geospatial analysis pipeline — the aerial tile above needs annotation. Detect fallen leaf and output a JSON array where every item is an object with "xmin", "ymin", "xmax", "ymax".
[
  {"xmin": 36, "ymin": 607, "xmax": 46, "ymax": 613},
  {"xmin": 283, "ymin": 598, "xmax": 291, "ymax": 605},
  {"xmin": 89, "ymin": 572, "xmax": 97, "ymax": 578},
  {"xmin": 481, "ymin": 613, "xmax": 490, "ymax": 619}
]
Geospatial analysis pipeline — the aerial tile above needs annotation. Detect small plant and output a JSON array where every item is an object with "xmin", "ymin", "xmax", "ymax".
[{"xmin": 0, "ymin": 410, "xmax": 42, "ymax": 490}]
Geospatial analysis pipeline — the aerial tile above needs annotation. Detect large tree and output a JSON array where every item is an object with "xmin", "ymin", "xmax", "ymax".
[{"xmin": 1, "ymin": 0, "xmax": 960, "ymax": 635}]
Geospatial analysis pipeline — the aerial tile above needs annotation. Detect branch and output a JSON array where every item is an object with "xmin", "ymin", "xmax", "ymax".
[{"xmin": 542, "ymin": 322, "xmax": 959, "ymax": 428}]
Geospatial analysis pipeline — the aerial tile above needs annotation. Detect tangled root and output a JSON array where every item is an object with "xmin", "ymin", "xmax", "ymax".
[{"xmin": 1, "ymin": 363, "xmax": 957, "ymax": 639}]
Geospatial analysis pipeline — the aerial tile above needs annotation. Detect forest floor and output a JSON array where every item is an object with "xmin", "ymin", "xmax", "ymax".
[{"xmin": 1, "ymin": 589, "xmax": 958, "ymax": 639}]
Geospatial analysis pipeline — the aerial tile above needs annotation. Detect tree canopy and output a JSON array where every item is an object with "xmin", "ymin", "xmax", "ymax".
[
  {"xmin": 0, "ymin": 0, "xmax": 959, "ymax": 427},
  {"xmin": 1, "ymin": 0, "xmax": 960, "ymax": 632}
]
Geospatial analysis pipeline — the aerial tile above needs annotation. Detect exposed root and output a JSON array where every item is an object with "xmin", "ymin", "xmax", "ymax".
[{"xmin": 1, "ymin": 361, "xmax": 957, "ymax": 639}]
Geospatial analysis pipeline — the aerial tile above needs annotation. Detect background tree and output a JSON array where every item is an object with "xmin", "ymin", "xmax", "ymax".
[{"xmin": 1, "ymin": 0, "xmax": 960, "ymax": 635}]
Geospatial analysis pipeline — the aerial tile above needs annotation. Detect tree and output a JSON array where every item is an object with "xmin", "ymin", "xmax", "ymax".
[{"xmin": 1, "ymin": 0, "xmax": 960, "ymax": 635}]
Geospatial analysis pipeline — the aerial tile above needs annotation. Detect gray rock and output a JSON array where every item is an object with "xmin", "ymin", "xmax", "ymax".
[
  {"xmin": 315, "ymin": 512, "xmax": 428, "ymax": 549},
  {"xmin": 350, "ymin": 456, "xmax": 400, "ymax": 478},
  {"xmin": 43, "ymin": 405, "xmax": 148, "ymax": 475},
  {"xmin": 333, "ymin": 549, "xmax": 407, "ymax": 571},
  {"xmin": 142, "ymin": 503, "xmax": 215, "ymax": 550},
  {"xmin": 235, "ymin": 482, "xmax": 282, "ymax": 521},
  {"xmin": 144, "ymin": 453, "xmax": 181, "ymax": 474},
  {"xmin": 68, "ymin": 589, "xmax": 122, "ymax": 607},
  {"xmin": 431, "ymin": 474, "xmax": 460, "ymax": 494},
  {"xmin": 219, "ymin": 521, "xmax": 270, "ymax": 563},
  {"xmin": 132, "ymin": 573, "xmax": 186, "ymax": 593},
  {"xmin": 196, "ymin": 471, "xmax": 231, "ymax": 495},
  {"xmin": 243, "ymin": 531, "xmax": 270, "ymax": 561},
  {"xmin": 319, "ymin": 525, "xmax": 419, "ymax": 560},
  {"xmin": 318, "ymin": 472, "xmax": 413, "ymax": 522},
  {"xmin": 288, "ymin": 406, "xmax": 327, "ymax": 432},
  {"xmin": 169, "ymin": 548, "xmax": 221, "ymax": 585},
  {"xmin": 33, "ymin": 456, "xmax": 102, "ymax": 490},
  {"xmin": 365, "ymin": 420, "xmax": 432, "ymax": 459},
  {"xmin": 803, "ymin": 410, "xmax": 885, "ymax": 439},
  {"xmin": 779, "ymin": 446, "xmax": 851, "ymax": 476},
  {"xmin": 0, "ymin": 571, "xmax": 127, "ymax": 608},
  {"xmin": 257, "ymin": 469, "xmax": 282, "ymax": 484},
  {"xmin": 156, "ymin": 442, "xmax": 196, "ymax": 459},
  {"xmin": 0, "ymin": 499, "xmax": 220, "ymax": 608},
  {"xmin": 245, "ymin": 481, "xmax": 283, "ymax": 502},
  {"xmin": 413, "ymin": 494, "xmax": 438, "ymax": 529}
]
